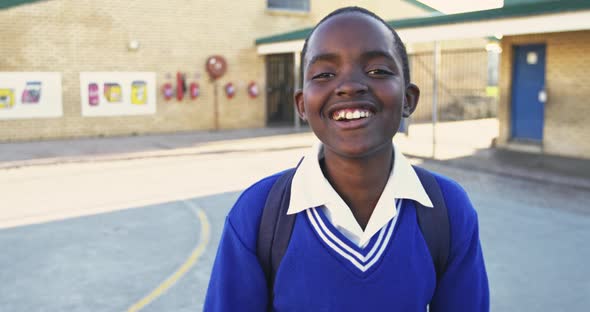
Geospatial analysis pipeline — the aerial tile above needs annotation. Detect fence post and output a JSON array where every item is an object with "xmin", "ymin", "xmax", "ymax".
[
  {"xmin": 432, "ymin": 41, "xmax": 440, "ymax": 159},
  {"xmin": 293, "ymin": 51, "xmax": 301, "ymax": 130}
]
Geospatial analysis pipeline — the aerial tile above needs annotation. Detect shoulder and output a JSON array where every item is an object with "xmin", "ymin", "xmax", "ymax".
[
  {"xmin": 430, "ymin": 171, "xmax": 472, "ymax": 210},
  {"xmin": 429, "ymin": 171, "xmax": 480, "ymax": 244},
  {"xmin": 225, "ymin": 169, "xmax": 287, "ymax": 250}
]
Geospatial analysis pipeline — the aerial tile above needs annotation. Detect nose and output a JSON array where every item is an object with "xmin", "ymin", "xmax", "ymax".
[{"xmin": 335, "ymin": 76, "xmax": 368, "ymax": 97}]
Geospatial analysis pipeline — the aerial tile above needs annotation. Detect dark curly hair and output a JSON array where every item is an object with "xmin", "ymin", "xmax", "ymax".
[{"xmin": 300, "ymin": 6, "xmax": 410, "ymax": 87}]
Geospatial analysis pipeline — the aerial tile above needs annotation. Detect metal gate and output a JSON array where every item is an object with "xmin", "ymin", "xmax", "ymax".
[{"xmin": 266, "ymin": 53, "xmax": 294, "ymax": 125}]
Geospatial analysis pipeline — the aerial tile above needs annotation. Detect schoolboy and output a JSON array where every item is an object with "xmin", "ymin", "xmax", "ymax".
[{"xmin": 205, "ymin": 6, "xmax": 489, "ymax": 311}]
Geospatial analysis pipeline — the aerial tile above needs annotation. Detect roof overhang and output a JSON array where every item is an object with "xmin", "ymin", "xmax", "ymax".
[
  {"xmin": 398, "ymin": 10, "xmax": 590, "ymax": 43},
  {"xmin": 258, "ymin": 40, "xmax": 305, "ymax": 55},
  {"xmin": 257, "ymin": 1, "xmax": 590, "ymax": 55},
  {"xmin": 0, "ymin": 0, "xmax": 46, "ymax": 10}
]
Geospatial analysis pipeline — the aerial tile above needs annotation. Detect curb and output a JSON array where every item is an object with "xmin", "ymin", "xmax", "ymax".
[
  {"xmin": 407, "ymin": 154, "xmax": 590, "ymax": 191},
  {"xmin": 0, "ymin": 144, "xmax": 313, "ymax": 170}
]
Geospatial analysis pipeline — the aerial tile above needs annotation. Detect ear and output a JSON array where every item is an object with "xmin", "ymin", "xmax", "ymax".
[
  {"xmin": 403, "ymin": 83, "xmax": 420, "ymax": 118},
  {"xmin": 294, "ymin": 89, "xmax": 307, "ymax": 120}
]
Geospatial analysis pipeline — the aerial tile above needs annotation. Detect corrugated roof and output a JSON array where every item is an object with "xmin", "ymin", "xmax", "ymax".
[{"xmin": 256, "ymin": 0, "xmax": 590, "ymax": 45}]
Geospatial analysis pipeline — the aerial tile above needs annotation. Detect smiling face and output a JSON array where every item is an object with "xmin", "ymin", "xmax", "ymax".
[{"xmin": 295, "ymin": 12, "xmax": 419, "ymax": 159}]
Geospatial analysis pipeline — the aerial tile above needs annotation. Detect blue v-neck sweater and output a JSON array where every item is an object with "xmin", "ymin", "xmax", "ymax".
[{"xmin": 205, "ymin": 170, "xmax": 489, "ymax": 311}]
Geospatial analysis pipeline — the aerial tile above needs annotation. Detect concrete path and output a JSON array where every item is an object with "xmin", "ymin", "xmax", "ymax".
[{"xmin": 1, "ymin": 119, "xmax": 589, "ymax": 190}]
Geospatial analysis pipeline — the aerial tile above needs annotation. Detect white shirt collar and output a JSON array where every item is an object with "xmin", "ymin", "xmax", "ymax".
[{"xmin": 288, "ymin": 141, "xmax": 433, "ymax": 247}]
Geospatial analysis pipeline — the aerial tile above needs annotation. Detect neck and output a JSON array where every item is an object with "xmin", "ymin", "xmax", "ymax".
[{"xmin": 320, "ymin": 144, "xmax": 394, "ymax": 230}]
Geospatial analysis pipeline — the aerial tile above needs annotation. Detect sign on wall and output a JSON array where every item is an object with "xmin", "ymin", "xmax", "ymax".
[
  {"xmin": 0, "ymin": 72, "xmax": 63, "ymax": 119},
  {"xmin": 80, "ymin": 72, "xmax": 157, "ymax": 116}
]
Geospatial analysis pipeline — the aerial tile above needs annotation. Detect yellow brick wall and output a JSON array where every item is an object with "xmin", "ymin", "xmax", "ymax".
[
  {"xmin": 498, "ymin": 30, "xmax": 590, "ymax": 159},
  {"xmin": 0, "ymin": 0, "xmax": 428, "ymax": 141}
]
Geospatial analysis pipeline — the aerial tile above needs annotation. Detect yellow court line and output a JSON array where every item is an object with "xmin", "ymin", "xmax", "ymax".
[{"xmin": 127, "ymin": 201, "xmax": 210, "ymax": 312}]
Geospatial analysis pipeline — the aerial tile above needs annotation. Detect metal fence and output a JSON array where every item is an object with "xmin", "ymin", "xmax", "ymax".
[{"xmin": 409, "ymin": 48, "xmax": 498, "ymax": 123}]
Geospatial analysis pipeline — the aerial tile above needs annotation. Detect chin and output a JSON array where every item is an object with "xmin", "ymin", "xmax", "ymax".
[{"xmin": 328, "ymin": 140, "xmax": 392, "ymax": 159}]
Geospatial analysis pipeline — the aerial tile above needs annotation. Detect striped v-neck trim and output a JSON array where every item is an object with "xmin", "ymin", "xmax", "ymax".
[{"xmin": 305, "ymin": 199, "xmax": 403, "ymax": 272}]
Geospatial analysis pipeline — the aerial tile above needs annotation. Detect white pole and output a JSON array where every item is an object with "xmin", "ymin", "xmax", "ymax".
[
  {"xmin": 432, "ymin": 41, "xmax": 440, "ymax": 159},
  {"xmin": 293, "ymin": 51, "xmax": 301, "ymax": 130}
]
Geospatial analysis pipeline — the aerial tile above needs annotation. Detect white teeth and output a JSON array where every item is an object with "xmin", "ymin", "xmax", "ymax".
[
  {"xmin": 333, "ymin": 111, "xmax": 345, "ymax": 121},
  {"xmin": 333, "ymin": 109, "xmax": 373, "ymax": 121}
]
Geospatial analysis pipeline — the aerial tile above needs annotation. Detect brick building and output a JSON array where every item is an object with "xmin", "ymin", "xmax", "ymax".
[
  {"xmin": 498, "ymin": 30, "xmax": 590, "ymax": 159},
  {"xmin": 258, "ymin": 0, "xmax": 590, "ymax": 160},
  {"xmin": 0, "ymin": 0, "xmax": 431, "ymax": 141},
  {"xmin": 4, "ymin": 0, "xmax": 588, "ymax": 160}
]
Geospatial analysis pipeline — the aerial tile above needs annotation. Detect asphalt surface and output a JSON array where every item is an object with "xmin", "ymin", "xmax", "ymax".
[
  {"xmin": 0, "ymin": 147, "xmax": 589, "ymax": 311},
  {"xmin": 1, "ymin": 120, "xmax": 589, "ymax": 311}
]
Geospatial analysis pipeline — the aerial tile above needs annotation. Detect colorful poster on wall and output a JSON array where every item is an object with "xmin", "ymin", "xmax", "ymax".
[
  {"xmin": 79, "ymin": 72, "xmax": 156, "ymax": 116},
  {"xmin": 0, "ymin": 72, "xmax": 63, "ymax": 119}
]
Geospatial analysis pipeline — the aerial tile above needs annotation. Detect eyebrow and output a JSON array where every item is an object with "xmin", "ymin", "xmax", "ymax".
[
  {"xmin": 307, "ymin": 53, "xmax": 340, "ymax": 67},
  {"xmin": 361, "ymin": 50, "xmax": 396, "ymax": 63},
  {"xmin": 307, "ymin": 50, "xmax": 396, "ymax": 68}
]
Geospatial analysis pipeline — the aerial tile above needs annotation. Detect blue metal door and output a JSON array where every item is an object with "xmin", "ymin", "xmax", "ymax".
[{"xmin": 511, "ymin": 44, "xmax": 546, "ymax": 142}]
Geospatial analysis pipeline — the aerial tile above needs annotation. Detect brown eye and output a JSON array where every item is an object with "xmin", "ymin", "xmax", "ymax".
[
  {"xmin": 312, "ymin": 73, "xmax": 335, "ymax": 80},
  {"xmin": 367, "ymin": 69, "xmax": 393, "ymax": 77}
]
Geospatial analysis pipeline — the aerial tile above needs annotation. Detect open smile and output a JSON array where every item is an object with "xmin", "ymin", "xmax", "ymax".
[
  {"xmin": 326, "ymin": 102, "xmax": 377, "ymax": 129},
  {"xmin": 332, "ymin": 108, "xmax": 373, "ymax": 121}
]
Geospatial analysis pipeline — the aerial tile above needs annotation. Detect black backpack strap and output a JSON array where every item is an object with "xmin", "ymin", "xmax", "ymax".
[
  {"xmin": 412, "ymin": 165, "xmax": 451, "ymax": 282},
  {"xmin": 257, "ymin": 158, "xmax": 303, "ymax": 308}
]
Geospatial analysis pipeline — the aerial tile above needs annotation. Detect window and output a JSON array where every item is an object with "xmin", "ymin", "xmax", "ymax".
[{"xmin": 267, "ymin": 0, "xmax": 309, "ymax": 11}]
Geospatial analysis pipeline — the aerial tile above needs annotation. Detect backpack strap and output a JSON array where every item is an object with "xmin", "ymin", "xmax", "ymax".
[
  {"xmin": 257, "ymin": 158, "xmax": 303, "ymax": 307},
  {"xmin": 412, "ymin": 165, "xmax": 451, "ymax": 282}
]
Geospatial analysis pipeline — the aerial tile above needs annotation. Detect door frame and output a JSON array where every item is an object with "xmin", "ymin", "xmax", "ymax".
[{"xmin": 265, "ymin": 53, "xmax": 295, "ymax": 126}]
